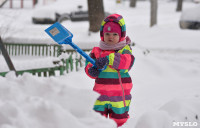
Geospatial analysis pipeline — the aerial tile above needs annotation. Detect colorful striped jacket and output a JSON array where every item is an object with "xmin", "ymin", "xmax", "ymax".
[{"xmin": 85, "ymin": 44, "xmax": 135, "ymax": 112}]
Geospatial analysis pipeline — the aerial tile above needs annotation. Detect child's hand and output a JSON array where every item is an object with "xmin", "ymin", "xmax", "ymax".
[
  {"xmin": 88, "ymin": 67, "xmax": 100, "ymax": 77},
  {"xmin": 95, "ymin": 57, "xmax": 109, "ymax": 69},
  {"xmin": 126, "ymin": 36, "xmax": 131, "ymax": 44}
]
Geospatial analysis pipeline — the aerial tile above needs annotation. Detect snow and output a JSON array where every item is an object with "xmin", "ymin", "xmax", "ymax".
[
  {"xmin": 0, "ymin": 72, "xmax": 115, "ymax": 128},
  {"xmin": 180, "ymin": 4, "xmax": 200, "ymax": 22},
  {"xmin": 0, "ymin": 0, "xmax": 200, "ymax": 128},
  {"xmin": 135, "ymin": 97, "xmax": 200, "ymax": 128}
]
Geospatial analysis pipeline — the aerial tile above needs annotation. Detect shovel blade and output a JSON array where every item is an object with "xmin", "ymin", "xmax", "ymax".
[{"xmin": 45, "ymin": 22, "xmax": 73, "ymax": 44}]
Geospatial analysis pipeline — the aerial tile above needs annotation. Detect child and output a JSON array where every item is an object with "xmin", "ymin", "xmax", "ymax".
[{"xmin": 85, "ymin": 14, "xmax": 135, "ymax": 127}]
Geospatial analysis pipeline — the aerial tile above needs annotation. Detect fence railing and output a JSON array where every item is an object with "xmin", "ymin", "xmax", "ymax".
[
  {"xmin": 9, "ymin": 0, "xmax": 37, "ymax": 8},
  {"xmin": 0, "ymin": 42, "xmax": 89, "ymax": 77},
  {"xmin": 0, "ymin": 43, "xmax": 62, "ymax": 57}
]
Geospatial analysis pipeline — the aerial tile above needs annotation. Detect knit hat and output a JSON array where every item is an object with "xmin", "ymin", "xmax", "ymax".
[
  {"xmin": 100, "ymin": 14, "xmax": 126, "ymax": 42},
  {"xmin": 103, "ymin": 22, "xmax": 121, "ymax": 40}
]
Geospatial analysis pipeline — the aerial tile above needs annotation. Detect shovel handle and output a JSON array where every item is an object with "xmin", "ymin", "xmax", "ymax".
[{"xmin": 67, "ymin": 41, "xmax": 96, "ymax": 67}]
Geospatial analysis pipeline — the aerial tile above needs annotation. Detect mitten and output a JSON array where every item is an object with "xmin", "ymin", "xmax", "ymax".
[
  {"xmin": 88, "ymin": 67, "xmax": 100, "ymax": 77},
  {"xmin": 95, "ymin": 57, "xmax": 109, "ymax": 69},
  {"xmin": 126, "ymin": 36, "xmax": 131, "ymax": 44}
]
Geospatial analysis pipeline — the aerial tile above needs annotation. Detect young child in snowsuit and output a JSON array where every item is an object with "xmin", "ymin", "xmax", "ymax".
[{"xmin": 85, "ymin": 14, "xmax": 135, "ymax": 127}]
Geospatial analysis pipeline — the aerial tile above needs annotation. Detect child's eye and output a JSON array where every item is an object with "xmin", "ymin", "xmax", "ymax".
[
  {"xmin": 113, "ymin": 33, "xmax": 118, "ymax": 36},
  {"xmin": 105, "ymin": 33, "xmax": 110, "ymax": 36}
]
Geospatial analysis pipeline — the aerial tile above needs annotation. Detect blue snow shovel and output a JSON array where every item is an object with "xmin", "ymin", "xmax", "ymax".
[{"xmin": 45, "ymin": 22, "xmax": 96, "ymax": 67}]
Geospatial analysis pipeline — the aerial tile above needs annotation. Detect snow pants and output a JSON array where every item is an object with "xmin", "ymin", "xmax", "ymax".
[{"xmin": 93, "ymin": 94, "xmax": 131, "ymax": 127}]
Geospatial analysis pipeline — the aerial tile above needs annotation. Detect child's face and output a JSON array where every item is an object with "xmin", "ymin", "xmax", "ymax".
[{"xmin": 104, "ymin": 32, "xmax": 120, "ymax": 45}]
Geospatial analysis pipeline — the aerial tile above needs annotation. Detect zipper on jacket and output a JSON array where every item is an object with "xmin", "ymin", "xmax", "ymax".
[{"xmin": 117, "ymin": 71, "xmax": 126, "ymax": 107}]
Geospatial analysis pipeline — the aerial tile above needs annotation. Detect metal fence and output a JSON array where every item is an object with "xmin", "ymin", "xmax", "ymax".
[
  {"xmin": 0, "ymin": 43, "xmax": 62, "ymax": 57},
  {"xmin": 0, "ymin": 42, "xmax": 87, "ymax": 77}
]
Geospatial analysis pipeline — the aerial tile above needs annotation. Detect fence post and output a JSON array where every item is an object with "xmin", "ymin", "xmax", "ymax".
[
  {"xmin": 21, "ymin": 0, "xmax": 23, "ymax": 8},
  {"xmin": 22, "ymin": 44, "xmax": 24, "ymax": 55},
  {"xmin": 70, "ymin": 55, "xmax": 73, "ymax": 71},
  {"xmin": 33, "ymin": 0, "xmax": 36, "ymax": 8},
  {"xmin": 12, "ymin": 44, "xmax": 14, "ymax": 55},
  {"xmin": 10, "ymin": 0, "xmax": 13, "ymax": 8},
  {"xmin": 53, "ymin": 45, "xmax": 56, "ymax": 57},
  {"xmin": 75, "ymin": 58, "xmax": 78, "ymax": 71},
  {"xmin": 38, "ymin": 72, "xmax": 41, "ymax": 77},
  {"xmin": 38, "ymin": 45, "xmax": 41, "ymax": 56},
  {"xmin": 15, "ymin": 44, "xmax": 17, "ymax": 56},
  {"xmin": 18, "ymin": 44, "xmax": 20, "ymax": 55},
  {"xmin": 65, "ymin": 58, "xmax": 69, "ymax": 73},
  {"xmin": 60, "ymin": 66, "xmax": 64, "ymax": 75},
  {"xmin": 44, "ymin": 71, "xmax": 47, "ymax": 77},
  {"xmin": 35, "ymin": 46, "xmax": 37, "ymax": 56},
  {"xmin": 42, "ymin": 45, "xmax": 44, "ymax": 56},
  {"xmin": 32, "ymin": 45, "xmax": 34, "ymax": 56},
  {"xmin": 80, "ymin": 55, "xmax": 83, "ymax": 67}
]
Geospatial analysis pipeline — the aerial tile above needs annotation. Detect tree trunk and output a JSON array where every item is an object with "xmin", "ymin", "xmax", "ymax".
[
  {"xmin": 88, "ymin": 0, "xmax": 105, "ymax": 32},
  {"xmin": 150, "ymin": 0, "xmax": 157, "ymax": 27},
  {"xmin": 176, "ymin": 0, "xmax": 183, "ymax": 12},
  {"xmin": 130, "ymin": 0, "xmax": 137, "ymax": 8}
]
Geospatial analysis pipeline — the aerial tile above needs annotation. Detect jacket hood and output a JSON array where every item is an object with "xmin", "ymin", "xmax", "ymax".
[{"xmin": 100, "ymin": 14, "xmax": 126, "ymax": 41}]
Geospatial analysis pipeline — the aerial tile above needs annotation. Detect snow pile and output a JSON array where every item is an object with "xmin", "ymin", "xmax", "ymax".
[
  {"xmin": 180, "ymin": 4, "xmax": 200, "ymax": 22},
  {"xmin": 0, "ymin": 72, "xmax": 116, "ymax": 128},
  {"xmin": 135, "ymin": 97, "xmax": 200, "ymax": 128},
  {"xmin": 0, "ymin": 0, "xmax": 200, "ymax": 128}
]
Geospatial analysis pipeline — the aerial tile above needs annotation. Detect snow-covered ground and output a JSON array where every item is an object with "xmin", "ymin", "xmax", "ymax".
[{"xmin": 0, "ymin": 0, "xmax": 200, "ymax": 128}]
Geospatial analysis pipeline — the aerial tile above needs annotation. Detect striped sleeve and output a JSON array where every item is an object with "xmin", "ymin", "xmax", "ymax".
[{"xmin": 108, "ymin": 49, "xmax": 135, "ymax": 70}]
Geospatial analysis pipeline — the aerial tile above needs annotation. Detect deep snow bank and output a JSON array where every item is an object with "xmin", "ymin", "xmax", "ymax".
[
  {"xmin": 135, "ymin": 97, "xmax": 200, "ymax": 128},
  {"xmin": 0, "ymin": 72, "xmax": 116, "ymax": 128}
]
